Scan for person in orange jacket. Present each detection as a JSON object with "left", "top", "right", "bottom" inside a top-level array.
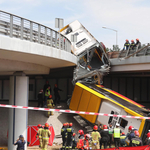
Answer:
[
  {"left": 83, "top": 134, "right": 90, "bottom": 150},
  {"left": 77, "top": 130, "right": 84, "bottom": 150}
]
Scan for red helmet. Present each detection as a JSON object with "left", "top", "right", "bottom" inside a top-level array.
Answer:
[
  {"left": 128, "top": 126, "right": 133, "bottom": 131},
  {"left": 73, "top": 133, "right": 76, "bottom": 136},
  {"left": 103, "top": 125, "right": 107, "bottom": 129},
  {"left": 126, "top": 39, "right": 129, "bottom": 42},
  {"left": 136, "top": 38, "right": 139, "bottom": 41},
  {"left": 84, "top": 134, "right": 90, "bottom": 140},
  {"left": 37, "top": 124, "right": 41, "bottom": 128},
  {"left": 49, "top": 95, "right": 52, "bottom": 99},
  {"left": 131, "top": 40, "right": 134, "bottom": 43},
  {"left": 78, "top": 130, "right": 84, "bottom": 135},
  {"left": 122, "top": 132, "right": 125, "bottom": 135},
  {"left": 134, "top": 130, "right": 139, "bottom": 136},
  {"left": 45, "top": 123, "right": 49, "bottom": 127},
  {"left": 66, "top": 122, "right": 69, "bottom": 127},
  {"left": 147, "top": 132, "right": 150, "bottom": 138},
  {"left": 93, "top": 125, "right": 98, "bottom": 130},
  {"left": 69, "top": 123, "right": 73, "bottom": 127},
  {"left": 63, "top": 123, "right": 67, "bottom": 127}
]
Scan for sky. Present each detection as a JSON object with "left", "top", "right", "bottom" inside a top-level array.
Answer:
[{"left": 0, "top": 0, "right": 150, "bottom": 49}]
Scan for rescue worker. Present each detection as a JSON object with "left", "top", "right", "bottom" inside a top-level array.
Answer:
[
  {"left": 37, "top": 89, "right": 43, "bottom": 107},
  {"left": 44, "top": 86, "right": 51, "bottom": 107},
  {"left": 100, "top": 125, "right": 110, "bottom": 149},
  {"left": 72, "top": 133, "right": 77, "bottom": 150},
  {"left": 131, "top": 130, "right": 143, "bottom": 146},
  {"left": 61, "top": 123, "right": 67, "bottom": 150},
  {"left": 83, "top": 134, "right": 90, "bottom": 150},
  {"left": 41, "top": 123, "right": 51, "bottom": 150},
  {"left": 130, "top": 40, "right": 135, "bottom": 50},
  {"left": 66, "top": 123, "right": 74, "bottom": 150},
  {"left": 145, "top": 132, "right": 150, "bottom": 145},
  {"left": 125, "top": 125, "right": 134, "bottom": 146},
  {"left": 112, "top": 123, "right": 122, "bottom": 148},
  {"left": 47, "top": 95, "right": 55, "bottom": 117},
  {"left": 91, "top": 125, "right": 101, "bottom": 149},
  {"left": 135, "top": 38, "right": 141, "bottom": 49},
  {"left": 77, "top": 130, "right": 84, "bottom": 150},
  {"left": 128, "top": 127, "right": 135, "bottom": 146},
  {"left": 53, "top": 84, "right": 62, "bottom": 105},
  {"left": 123, "top": 39, "right": 130, "bottom": 50},
  {"left": 36, "top": 124, "right": 43, "bottom": 148},
  {"left": 108, "top": 123, "right": 113, "bottom": 148},
  {"left": 120, "top": 132, "right": 126, "bottom": 147}
]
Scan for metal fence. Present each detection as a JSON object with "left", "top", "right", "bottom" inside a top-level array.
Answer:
[{"left": 0, "top": 10, "right": 71, "bottom": 52}]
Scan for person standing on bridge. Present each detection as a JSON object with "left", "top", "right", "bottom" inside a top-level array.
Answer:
[
  {"left": 123, "top": 39, "right": 130, "bottom": 50},
  {"left": 44, "top": 85, "right": 51, "bottom": 107},
  {"left": 53, "top": 84, "right": 62, "bottom": 105},
  {"left": 135, "top": 38, "right": 141, "bottom": 49}
]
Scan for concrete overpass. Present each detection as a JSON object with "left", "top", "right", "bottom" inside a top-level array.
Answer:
[{"left": 0, "top": 10, "right": 77, "bottom": 149}]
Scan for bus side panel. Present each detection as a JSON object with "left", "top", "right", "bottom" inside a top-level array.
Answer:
[
  {"left": 85, "top": 94, "right": 101, "bottom": 123},
  {"left": 69, "top": 85, "right": 83, "bottom": 110},
  {"left": 77, "top": 89, "right": 91, "bottom": 118}
]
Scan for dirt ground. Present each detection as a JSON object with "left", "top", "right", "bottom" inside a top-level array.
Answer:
[{"left": 27, "top": 145, "right": 62, "bottom": 150}]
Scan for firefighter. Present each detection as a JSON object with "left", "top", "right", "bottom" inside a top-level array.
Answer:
[
  {"left": 130, "top": 40, "right": 135, "bottom": 50},
  {"left": 123, "top": 39, "right": 130, "bottom": 50},
  {"left": 61, "top": 123, "right": 67, "bottom": 150},
  {"left": 66, "top": 123, "right": 74, "bottom": 150},
  {"left": 41, "top": 123, "right": 51, "bottom": 150},
  {"left": 135, "top": 38, "right": 141, "bottom": 49},
  {"left": 112, "top": 123, "right": 122, "bottom": 148},
  {"left": 72, "top": 133, "right": 77, "bottom": 150},
  {"left": 47, "top": 95, "right": 55, "bottom": 117},
  {"left": 36, "top": 124, "right": 43, "bottom": 148},
  {"left": 77, "top": 130, "right": 84, "bottom": 150},
  {"left": 83, "top": 134, "right": 90, "bottom": 150},
  {"left": 120, "top": 132, "right": 126, "bottom": 147},
  {"left": 100, "top": 125, "right": 110, "bottom": 149},
  {"left": 131, "top": 130, "right": 143, "bottom": 146},
  {"left": 91, "top": 125, "right": 101, "bottom": 149},
  {"left": 128, "top": 126, "right": 135, "bottom": 146}
]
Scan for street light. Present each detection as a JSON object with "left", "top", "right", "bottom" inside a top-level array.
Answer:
[
  {"left": 55, "top": 18, "right": 64, "bottom": 49},
  {"left": 102, "top": 26, "right": 118, "bottom": 50}
]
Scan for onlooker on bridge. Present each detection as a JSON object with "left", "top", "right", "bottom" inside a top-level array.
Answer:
[{"left": 123, "top": 39, "right": 130, "bottom": 50}]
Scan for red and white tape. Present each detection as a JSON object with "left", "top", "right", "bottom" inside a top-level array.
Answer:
[{"left": 0, "top": 103, "right": 149, "bottom": 120}]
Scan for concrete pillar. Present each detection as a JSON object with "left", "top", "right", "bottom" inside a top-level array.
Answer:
[{"left": 8, "top": 72, "right": 28, "bottom": 150}]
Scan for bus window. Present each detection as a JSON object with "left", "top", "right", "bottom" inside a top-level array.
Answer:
[
  {"left": 119, "top": 118, "right": 128, "bottom": 129},
  {"left": 108, "top": 111, "right": 114, "bottom": 124},
  {"left": 65, "top": 27, "right": 72, "bottom": 35}
]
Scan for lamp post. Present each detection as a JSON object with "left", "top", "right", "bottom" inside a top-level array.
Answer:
[
  {"left": 102, "top": 26, "right": 118, "bottom": 51},
  {"left": 71, "top": 34, "right": 77, "bottom": 53},
  {"left": 55, "top": 18, "right": 64, "bottom": 49}
]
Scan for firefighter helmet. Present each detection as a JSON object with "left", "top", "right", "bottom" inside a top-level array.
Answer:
[
  {"left": 122, "top": 132, "right": 125, "bottom": 135},
  {"left": 37, "top": 124, "right": 42, "bottom": 128},
  {"left": 126, "top": 39, "right": 129, "bottom": 42},
  {"left": 147, "top": 132, "right": 150, "bottom": 138},
  {"left": 103, "top": 125, "right": 107, "bottom": 129},
  {"left": 63, "top": 123, "right": 67, "bottom": 127},
  {"left": 73, "top": 133, "right": 76, "bottom": 136},
  {"left": 45, "top": 123, "right": 49, "bottom": 127},
  {"left": 128, "top": 126, "right": 133, "bottom": 131},
  {"left": 136, "top": 38, "right": 139, "bottom": 41},
  {"left": 134, "top": 130, "right": 139, "bottom": 137},
  {"left": 131, "top": 40, "right": 134, "bottom": 42},
  {"left": 93, "top": 125, "right": 98, "bottom": 130},
  {"left": 78, "top": 130, "right": 84, "bottom": 135},
  {"left": 49, "top": 95, "right": 52, "bottom": 99},
  {"left": 66, "top": 122, "right": 69, "bottom": 127},
  {"left": 69, "top": 123, "right": 73, "bottom": 127}
]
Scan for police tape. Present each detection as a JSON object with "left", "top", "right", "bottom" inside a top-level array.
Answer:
[{"left": 0, "top": 103, "right": 150, "bottom": 120}]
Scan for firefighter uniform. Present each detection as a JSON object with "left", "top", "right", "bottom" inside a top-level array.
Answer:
[
  {"left": 131, "top": 137, "right": 143, "bottom": 146},
  {"left": 72, "top": 134, "right": 77, "bottom": 150},
  {"left": 61, "top": 124, "right": 67, "bottom": 150},
  {"left": 91, "top": 131, "right": 101, "bottom": 149},
  {"left": 66, "top": 126, "right": 74, "bottom": 149},
  {"left": 77, "top": 135, "right": 84, "bottom": 150},
  {"left": 47, "top": 95, "right": 54, "bottom": 117},
  {"left": 41, "top": 126, "right": 51, "bottom": 150},
  {"left": 36, "top": 126, "right": 43, "bottom": 148}
]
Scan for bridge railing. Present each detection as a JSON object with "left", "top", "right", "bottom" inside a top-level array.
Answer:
[{"left": 0, "top": 10, "right": 71, "bottom": 52}]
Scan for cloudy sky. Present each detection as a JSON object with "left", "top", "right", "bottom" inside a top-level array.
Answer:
[{"left": 0, "top": 0, "right": 150, "bottom": 49}]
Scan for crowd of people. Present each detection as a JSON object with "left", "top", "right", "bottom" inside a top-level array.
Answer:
[
  {"left": 59, "top": 122, "right": 150, "bottom": 150},
  {"left": 123, "top": 38, "right": 141, "bottom": 50}
]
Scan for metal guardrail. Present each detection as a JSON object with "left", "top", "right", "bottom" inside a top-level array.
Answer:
[{"left": 0, "top": 10, "right": 71, "bottom": 52}]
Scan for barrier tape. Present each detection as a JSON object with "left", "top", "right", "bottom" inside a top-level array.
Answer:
[{"left": 0, "top": 103, "right": 150, "bottom": 120}]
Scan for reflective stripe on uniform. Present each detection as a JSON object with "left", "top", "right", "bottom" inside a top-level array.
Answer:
[{"left": 132, "top": 140, "right": 140, "bottom": 145}]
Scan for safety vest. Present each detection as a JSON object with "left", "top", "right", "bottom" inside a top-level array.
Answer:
[
  {"left": 113, "top": 128, "right": 120, "bottom": 138},
  {"left": 45, "top": 88, "right": 50, "bottom": 96},
  {"left": 42, "top": 129, "right": 51, "bottom": 140},
  {"left": 47, "top": 99, "right": 53, "bottom": 106}
]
